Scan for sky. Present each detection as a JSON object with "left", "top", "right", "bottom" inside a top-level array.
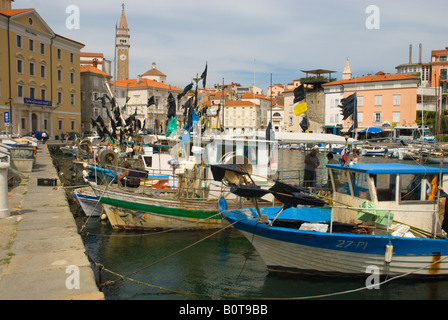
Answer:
[{"left": 16, "top": 0, "right": 448, "bottom": 93}]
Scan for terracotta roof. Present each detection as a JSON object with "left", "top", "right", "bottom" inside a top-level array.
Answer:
[
  {"left": 111, "top": 78, "right": 181, "bottom": 91},
  {"left": 241, "top": 92, "right": 270, "bottom": 100},
  {"left": 323, "top": 71, "right": 419, "bottom": 86},
  {"left": 81, "top": 52, "right": 104, "bottom": 58},
  {"left": 80, "top": 65, "right": 111, "bottom": 77},
  {"left": 225, "top": 101, "right": 259, "bottom": 107},
  {"left": 142, "top": 68, "right": 166, "bottom": 77},
  {"left": 0, "top": 8, "right": 33, "bottom": 16}
]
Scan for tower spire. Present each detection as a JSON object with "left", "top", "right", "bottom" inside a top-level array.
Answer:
[{"left": 116, "top": 3, "right": 130, "bottom": 80}]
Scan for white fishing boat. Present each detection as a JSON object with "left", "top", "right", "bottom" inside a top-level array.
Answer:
[
  {"left": 73, "top": 186, "right": 103, "bottom": 217},
  {"left": 220, "top": 163, "right": 448, "bottom": 277}
]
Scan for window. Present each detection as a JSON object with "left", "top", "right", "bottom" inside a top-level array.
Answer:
[
  {"left": 29, "top": 39, "right": 34, "bottom": 52},
  {"left": 57, "top": 91, "right": 63, "bottom": 104},
  {"left": 40, "top": 43, "right": 45, "bottom": 55},
  {"left": 400, "top": 174, "right": 436, "bottom": 202},
  {"left": 70, "top": 93, "right": 75, "bottom": 105},
  {"left": 40, "top": 65, "right": 46, "bottom": 78},
  {"left": 57, "top": 49, "right": 62, "bottom": 60},
  {"left": 44, "top": 119, "right": 48, "bottom": 130},
  {"left": 440, "top": 56, "right": 448, "bottom": 62},
  {"left": 16, "top": 35, "right": 22, "bottom": 48},
  {"left": 393, "top": 112, "right": 400, "bottom": 123},
  {"left": 357, "top": 112, "right": 363, "bottom": 123},
  {"left": 357, "top": 96, "right": 364, "bottom": 107},
  {"left": 70, "top": 53, "right": 74, "bottom": 63},
  {"left": 350, "top": 172, "right": 372, "bottom": 200},
  {"left": 70, "top": 72, "right": 75, "bottom": 84},
  {"left": 332, "top": 169, "right": 351, "bottom": 196},
  {"left": 29, "top": 87, "right": 35, "bottom": 99},
  {"left": 71, "top": 120, "right": 75, "bottom": 131},
  {"left": 393, "top": 95, "right": 401, "bottom": 106},
  {"left": 17, "top": 59, "right": 23, "bottom": 73},
  {"left": 374, "top": 174, "right": 397, "bottom": 202},
  {"left": 375, "top": 95, "right": 382, "bottom": 106},
  {"left": 58, "top": 119, "right": 63, "bottom": 130},
  {"left": 29, "top": 62, "right": 35, "bottom": 76},
  {"left": 373, "top": 112, "right": 382, "bottom": 123},
  {"left": 41, "top": 89, "right": 46, "bottom": 100},
  {"left": 21, "top": 118, "right": 26, "bottom": 130},
  {"left": 17, "top": 85, "right": 23, "bottom": 97},
  {"left": 440, "top": 69, "right": 448, "bottom": 81},
  {"left": 57, "top": 69, "right": 62, "bottom": 82}
]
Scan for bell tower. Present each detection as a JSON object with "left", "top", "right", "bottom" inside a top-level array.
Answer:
[
  {"left": 116, "top": 3, "right": 130, "bottom": 80},
  {"left": 0, "top": 0, "right": 14, "bottom": 10}
]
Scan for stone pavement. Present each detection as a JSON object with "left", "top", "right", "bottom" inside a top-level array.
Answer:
[{"left": 0, "top": 142, "right": 103, "bottom": 300}]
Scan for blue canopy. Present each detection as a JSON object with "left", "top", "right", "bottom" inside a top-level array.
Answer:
[
  {"left": 326, "top": 163, "right": 448, "bottom": 175},
  {"left": 359, "top": 127, "right": 383, "bottom": 134}
]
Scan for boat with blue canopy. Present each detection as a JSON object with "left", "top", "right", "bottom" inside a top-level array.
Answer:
[{"left": 218, "top": 163, "right": 448, "bottom": 277}]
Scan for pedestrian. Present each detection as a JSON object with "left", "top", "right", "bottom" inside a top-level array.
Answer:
[
  {"left": 326, "top": 152, "right": 338, "bottom": 164},
  {"left": 304, "top": 148, "right": 320, "bottom": 188}
]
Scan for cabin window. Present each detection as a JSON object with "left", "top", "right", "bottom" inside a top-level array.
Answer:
[
  {"left": 373, "top": 174, "right": 397, "bottom": 201},
  {"left": 399, "top": 174, "right": 437, "bottom": 202},
  {"left": 142, "top": 156, "right": 152, "bottom": 168},
  {"left": 244, "top": 145, "right": 258, "bottom": 165},
  {"left": 350, "top": 172, "right": 372, "bottom": 201},
  {"left": 332, "top": 169, "right": 351, "bottom": 196}
]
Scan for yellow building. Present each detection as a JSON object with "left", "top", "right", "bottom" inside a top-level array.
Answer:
[{"left": 0, "top": 1, "right": 84, "bottom": 137}]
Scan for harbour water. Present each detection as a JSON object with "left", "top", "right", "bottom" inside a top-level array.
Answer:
[{"left": 59, "top": 149, "right": 448, "bottom": 300}]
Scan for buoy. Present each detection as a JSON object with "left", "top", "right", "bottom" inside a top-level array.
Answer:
[{"left": 385, "top": 242, "right": 393, "bottom": 264}]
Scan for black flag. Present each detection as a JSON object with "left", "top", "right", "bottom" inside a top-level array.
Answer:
[
  {"left": 147, "top": 96, "right": 155, "bottom": 107},
  {"left": 293, "top": 84, "right": 306, "bottom": 103},
  {"left": 167, "top": 92, "right": 176, "bottom": 120},
  {"left": 339, "top": 93, "right": 357, "bottom": 120},
  {"left": 200, "top": 63, "right": 207, "bottom": 89},
  {"left": 178, "top": 83, "right": 193, "bottom": 100},
  {"left": 266, "top": 121, "right": 274, "bottom": 141},
  {"left": 300, "top": 115, "right": 308, "bottom": 133}
]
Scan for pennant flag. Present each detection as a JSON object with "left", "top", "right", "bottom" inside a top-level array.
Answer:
[
  {"left": 294, "top": 102, "right": 307, "bottom": 116},
  {"left": 167, "top": 92, "right": 176, "bottom": 120},
  {"left": 200, "top": 63, "right": 208, "bottom": 89},
  {"left": 147, "top": 96, "right": 155, "bottom": 107},
  {"left": 265, "top": 121, "right": 274, "bottom": 141},
  {"left": 178, "top": 83, "right": 193, "bottom": 100},
  {"left": 339, "top": 93, "right": 357, "bottom": 120},
  {"left": 342, "top": 148, "right": 349, "bottom": 165},
  {"left": 300, "top": 115, "right": 308, "bottom": 133},
  {"left": 165, "top": 116, "right": 177, "bottom": 137},
  {"left": 293, "top": 84, "right": 305, "bottom": 103}
]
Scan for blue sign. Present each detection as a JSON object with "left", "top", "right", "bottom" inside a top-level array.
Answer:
[
  {"left": 4, "top": 112, "right": 9, "bottom": 123},
  {"left": 23, "top": 98, "right": 53, "bottom": 107}
]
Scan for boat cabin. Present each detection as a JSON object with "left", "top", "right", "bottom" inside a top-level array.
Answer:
[
  {"left": 327, "top": 163, "right": 448, "bottom": 237},
  {"left": 392, "top": 126, "right": 434, "bottom": 142}
]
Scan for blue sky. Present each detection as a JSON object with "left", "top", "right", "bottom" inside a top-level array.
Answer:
[{"left": 17, "top": 0, "right": 448, "bottom": 92}]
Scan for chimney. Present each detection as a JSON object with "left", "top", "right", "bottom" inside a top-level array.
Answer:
[
  {"left": 92, "top": 58, "right": 98, "bottom": 68},
  {"left": 409, "top": 44, "right": 412, "bottom": 64},
  {"left": 137, "top": 75, "right": 142, "bottom": 83},
  {"left": 419, "top": 43, "right": 422, "bottom": 64}
]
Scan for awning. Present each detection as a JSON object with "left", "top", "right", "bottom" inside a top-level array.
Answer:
[{"left": 359, "top": 127, "right": 383, "bottom": 134}]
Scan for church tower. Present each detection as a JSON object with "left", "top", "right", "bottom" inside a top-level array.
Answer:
[
  {"left": 116, "top": 4, "right": 130, "bottom": 80},
  {"left": 0, "top": 0, "right": 14, "bottom": 10},
  {"left": 342, "top": 58, "right": 352, "bottom": 80}
]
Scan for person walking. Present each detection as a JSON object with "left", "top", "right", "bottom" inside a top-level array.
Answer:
[{"left": 304, "top": 148, "right": 320, "bottom": 188}]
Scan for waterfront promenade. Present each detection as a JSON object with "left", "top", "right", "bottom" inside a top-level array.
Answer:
[{"left": 0, "top": 142, "right": 103, "bottom": 300}]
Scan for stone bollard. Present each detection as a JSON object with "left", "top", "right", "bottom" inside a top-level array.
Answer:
[{"left": 0, "top": 161, "right": 10, "bottom": 218}]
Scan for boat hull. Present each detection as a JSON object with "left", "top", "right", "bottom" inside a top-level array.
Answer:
[
  {"left": 91, "top": 183, "right": 226, "bottom": 231},
  {"left": 223, "top": 207, "right": 448, "bottom": 277},
  {"left": 73, "top": 188, "right": 103, "bottom": 217}
]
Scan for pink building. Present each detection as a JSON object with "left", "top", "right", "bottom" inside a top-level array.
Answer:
[{"left": 323, "top": 72, "right": 420, "bottom": 131}]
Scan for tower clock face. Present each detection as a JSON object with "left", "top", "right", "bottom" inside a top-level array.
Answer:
[{"left": 120, "top": 54, "right": 127, "bottom": 61}]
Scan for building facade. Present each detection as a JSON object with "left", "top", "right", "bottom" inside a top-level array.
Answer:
[
  {"left": 0, "top": 3, "right": 84, "bottom": 137},
  {"left": 323, "top": 72, "right": 421, "bottom": 131}
]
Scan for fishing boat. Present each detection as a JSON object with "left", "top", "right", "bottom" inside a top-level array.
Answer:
[
  {"left": 88, "top": 136, "right": 279, "bottom": 231},
  {"left": 219, "top": 163, "right": 448, "bottom": 277},
  {"left": 73, "top": 186, "right": 103, "bottom": 217}
]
